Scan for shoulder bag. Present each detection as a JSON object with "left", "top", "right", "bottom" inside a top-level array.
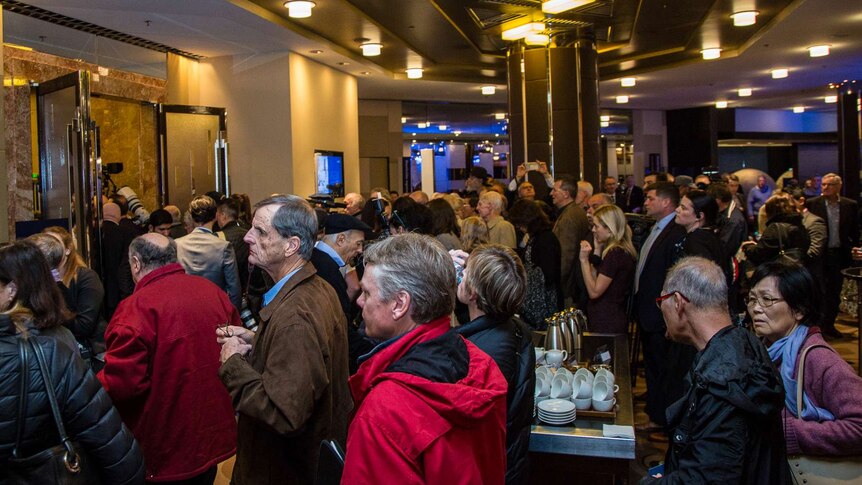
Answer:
[
  {"left": 6, "top": 337, "right": 101, "bottom": 485},
  {"left": 787, "top": 344, "right": 862, "bottom": 485}
]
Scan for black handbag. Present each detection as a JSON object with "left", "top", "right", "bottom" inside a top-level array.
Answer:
[{"left": 6, "top": 337, "right": 101, "bottom": 485}]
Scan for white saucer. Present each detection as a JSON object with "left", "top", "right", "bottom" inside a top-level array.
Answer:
[{"left": 538, "top": 398, "right": 576, "bottom": 414}]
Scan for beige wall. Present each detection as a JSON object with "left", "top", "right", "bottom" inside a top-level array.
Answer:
[
  {"left": 358, "top": 100, "right": 403, "bottom": 194},
  {"left": 289, "top": 54, "right": 359, "bottom": 198},
  {"left": 199, "top": 53, "right": 293, "bottom": 203},
  {"left": 167, "top": 53, "right": 200, "bottom": 105}
]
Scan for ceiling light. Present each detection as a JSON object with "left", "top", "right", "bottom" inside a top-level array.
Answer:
[
  {"left": 730, "top": 10, "right": 758, "bottom": 27},
  {"left": 360, "top": 43, "right": 382, "bottom": 57},
  {"left": 616, "top": 95, "right": 629, "bottom": 104},
  {"left": 825, "top": 95, "right": 838, "bottom": 103},
  {"left": 715, "top": 101, "right": 728, "bottom": 109},
  {"left": 481, "top": 86, "right": 496, "bottom": 95},
  {"left": 495, "top": 113, "right": 506, "bottom": 120},
  {"left": 406, "top": 68, "right": 423, "bottom": 79},
  {"left": 454, "top": 131, "right": 461, "bottom": 136},
  {"left": 542, "top": 0, "right": 595, "bottom": 14},
  {"left": 525, "top": 34, "right": 550, "bottom": 46},
  {"left": 360, "top": 71, "right": 371, "bottom": 75},
  {"left": 600, "top": 115, "right": 610, "bottom": 122},
  {"left": 738, "top": 88, "right": 752, "bottom": 97},
  {"left": 771, "top": 69, "right": 789, "bottom": 79},
  {"left": 600, "top": 121, "right": 610, "bottom": 128},
  {"left": 284, "top": 1, "right": 315, "bottom": 18},
  {"left": 808, "top": 45, "right": 830, "bottom": 57},
  {"left": 309, "top": 49, "right": 323, "bottom": 54},
  {"left": 439, "top": 125, "right": 447, "bottom": 130},
  {"left": 401, "top": 117, "right": 407, "bottom": 123},
  {"left": 792, "top": 106, "right": 805, "bottom": 113},
  {"left": 502, "top": 22, "right": 545, "bottom": 41},
  {"left": 418, "top": 122, "right": 428, "bottom": 129},
  {"left": 337, "top": 62, "right": 350, "bottom": 66},
  {"left": 620, "top": 77, "right": 636, "bottom": 87},
  {"left": 701, "top": 48, "right": 721, "bottom": 60}
]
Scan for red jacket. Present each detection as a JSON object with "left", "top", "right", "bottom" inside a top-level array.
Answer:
[
  {"left": 98, "top": 263, "right": 239, "bottom": 482},
  {"left": 342, "top": 317, "right": 508, "bottom": 485}
]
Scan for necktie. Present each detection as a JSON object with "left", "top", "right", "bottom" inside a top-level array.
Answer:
[{"left": 634, "top": 223, "right": 662, "bottom": 293}]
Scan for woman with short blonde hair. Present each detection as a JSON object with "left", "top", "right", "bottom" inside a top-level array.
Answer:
[{"left": 460, "top": 216, "right": 490, "bottom": 253}]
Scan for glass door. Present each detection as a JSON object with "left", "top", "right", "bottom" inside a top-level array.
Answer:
[
  {"left": 36, "top": 71, "right": 101, "bottom": 267},
  {"left": 158, "top": 105, "right": 227, "bottom": 213}
]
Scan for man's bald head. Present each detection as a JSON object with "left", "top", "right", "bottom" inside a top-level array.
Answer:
[{"left": 129, "top": 233, "right": 178, "bottom": 282}]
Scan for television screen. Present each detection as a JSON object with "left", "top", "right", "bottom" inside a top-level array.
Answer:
[{"left": 314, "top": 150, "right": 344, "bottom": 197}]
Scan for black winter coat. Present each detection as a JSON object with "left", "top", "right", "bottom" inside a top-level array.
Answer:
[
  {"left": 455, "top": 315, "right": 535, "bottom": 485},
  {"left": 0, "top": 321, "right": 145, "bottom": 484},
  {"left": 641, "top": 325, "right": 790, "bottom": 484},
  {"left": 744, "top": 212, "right": 810, "bottom": 265}
]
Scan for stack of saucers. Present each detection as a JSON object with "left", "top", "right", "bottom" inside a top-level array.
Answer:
[{"left": 537, "top": 398, "right": 577, "bottom": 426}]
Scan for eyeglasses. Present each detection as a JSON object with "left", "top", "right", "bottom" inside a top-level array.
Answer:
[
  {"left": 655, "top": 291, "right": 690, "bottom": 309},
  {"left": 745, "top": 294, "right": 785, "bottom": 308}
]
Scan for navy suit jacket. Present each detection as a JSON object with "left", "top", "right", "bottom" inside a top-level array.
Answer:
[{"left": 634, "top": 220, "right": 687, "bottom": 333}]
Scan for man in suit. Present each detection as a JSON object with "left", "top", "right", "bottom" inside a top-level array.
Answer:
[
  {"left": 806, "top": 173, "right": 859, "bottom": 338},
  {"left": 176, "top": 195, "right": 242, "bottom": 309},
  {"left": 603, "top": 176, "right": 625, "bottom": 210},
  {"left": 217, "top": 198, "right": 250, "bottom": 293},
  {"left": 621, "top": 175, "right": 645, "bottom": 213},
  {"left": 551, "top": 176, "right": 591, "bottom": 309},
  {"left": 634, "top": 182, "right": 687, "bottom": 432}
]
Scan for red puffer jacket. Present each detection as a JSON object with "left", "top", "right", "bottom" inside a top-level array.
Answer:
[{"left": 342, "top": 317, "right": 508, "bottom": 484}]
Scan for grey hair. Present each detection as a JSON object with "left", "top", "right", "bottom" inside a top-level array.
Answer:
[
  {"left": 480, "top": 191, "right": 506, "bottom": 214},
  {"left": 28, "top": 233, "right": 64, "bottom": 268},
  {"left": 577, "top": 180, "right": 594, "bottom": 198},
  {"left": 823, "top": 173, "right": 842, "bottom": 184},
  {"left": 189, "top": 195, "right": 217, "bottom": 224},
  {"left": 362, "top": 233, "right": 455, "bottom": 323},
  {"left": 129, "top": 236, "right": 177, "bottom": 272},
  {"left": 663, "top": 256, "right": 727, "bottom": 311},
  {"left": 254, "top": 195, "right": 317, "bottom": 260}
]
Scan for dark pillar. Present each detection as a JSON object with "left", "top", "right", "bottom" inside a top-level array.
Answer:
[
  {"left": 837, "top": 82, "right": 860, "bottom": 201},
  {"left": 505, "top": 28, "right": 601, "bottom": 187},
  {"left": 666, "top": 107, "right": 718, "bottom": 175}
]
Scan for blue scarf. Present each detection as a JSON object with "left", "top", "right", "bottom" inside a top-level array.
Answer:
[{"left": 767, "top": 325, "right": 835, "bottom": 421}]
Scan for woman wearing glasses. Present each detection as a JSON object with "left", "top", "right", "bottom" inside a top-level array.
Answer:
[{"left": 748, "top": 260, "right": 862, "bottom": 456}]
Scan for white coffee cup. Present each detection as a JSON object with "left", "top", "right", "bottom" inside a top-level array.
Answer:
[
  {"left": 535, "top": 347, "right": 546, "bottom": 364},
  {"left": 545, "top": 349, "right": 568, "bottom": 367},
  {"left": 535, "top": 366, "right": 551, "bottom": 380},
  {"left": 592, "top": 397, "right": 616, "bottom": 412},
  {"left": 574, "top": 367, "right": 594, "bottom": 385},
  {"left": 555, "top": 367, "right": 573, "bottom": 383},
  {"left": 573, "top": 396, "right": 592, "bottom": 410},
  {"left": 535, "top": 375, "right": 550, "bottom": 397},
  {"left": 574, "top": 375, "right": 592, "bottom": 399},
  {"left": 593, "top": 375, "right": 618, "bottom": 392},
  {"left": 551, "top": 375, "right": 573, "bottom": 399},
  {"left": 595, "top": 368, "right": 615, "bottom": 385},
  {"left": 593, "top": 381, "right": 610, "bottom": 402}
]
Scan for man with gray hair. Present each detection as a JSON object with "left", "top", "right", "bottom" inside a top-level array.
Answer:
[
  {"left": 343, "top": 192, "right": 365, "bottom": 216},
  {"left": 575, "top": 180, "right": 594, "bottom": 211},
  {"left": 645, "top": 256, "right": 788, "bottom": 484},
  {"left": 477, "top": 190, "right": 516, "bottom": 248},
  {"left": 98, "top": 233, "right": 239, "bottom": 483},
  {"left": 217, "top": 195, "right": 351, "bottom": 485},
  {"left": 551, "top": 175, "right": 590, "bottom": 307},
  {"left": 342, "top": 233, "right": 507, "bottom": 483},
  {"left": 176, "top": 195, "right": 242, "bottom": 308}
]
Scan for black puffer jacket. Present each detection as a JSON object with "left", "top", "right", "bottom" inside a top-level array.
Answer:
[
  {"left": 456, "top": 315, "right": 535, "bottom": 485},
  {"left": 744, "top": 212, "right": 810, "bottom": 265},
  {"left": 0, "top": 321, "right": 145, "bottom": 484},
  {"left": 641, "top": 325, "right": 790, "bottom": 484}
]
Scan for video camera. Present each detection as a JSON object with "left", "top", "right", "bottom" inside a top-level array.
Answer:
[{"left": 307, "top": 193, "right": 347, "bottom": 211}]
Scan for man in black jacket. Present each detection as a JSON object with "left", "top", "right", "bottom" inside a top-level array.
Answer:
[
  {"left": 806, "top": 173, "right": 859, "bottom": 338},
  {"left": 217, "top": 198, "right": 250, "bottom": 293},
  {"left": 644, "top": 256, "right": 788, "bottom": 484},
  {"left": 453, "top": 245, "right": 535, "bottom": 485}
]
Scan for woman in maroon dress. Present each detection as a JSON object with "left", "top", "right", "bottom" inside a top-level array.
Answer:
[{"left": 579, "top": 204, "right": 636, "bottom": 334}]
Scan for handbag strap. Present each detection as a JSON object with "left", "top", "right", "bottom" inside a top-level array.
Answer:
[
  {"left": 777, "top": 224, "right": 786, "bottom": 255},
  {"left": 795, "top": 343, "right": 832, "bottom": 417},
  {"left": 29, "top": 339, "right": 81, "bottom": 472},
  {"left": 12, "top": 336, "right": 31, "bottom": 458}
]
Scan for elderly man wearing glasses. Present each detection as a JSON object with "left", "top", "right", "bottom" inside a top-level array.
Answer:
[{"left": 642, "top": 256, "right": 789, "bottom": 484}]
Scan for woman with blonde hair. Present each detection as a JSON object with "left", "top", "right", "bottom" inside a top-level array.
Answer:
[
  {"left": 460, "top": 216, "right": 490, "bottom": 253},
  {"left": 579, "top": 204, "right": 636, "bottom": 334}
]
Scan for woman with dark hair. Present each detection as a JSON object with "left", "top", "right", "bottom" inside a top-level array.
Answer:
[
  {"left": 428, "top": 198, "right": 462, "bottom": 251},
  {"left": 0, "top": 241, "right": 144, "bottom": 484},
  {"left": 40, "top": 227, "right": 106, "bottom": 364},
  {"left": 674, "top": 189, "right": 733, "bottom": 288},
  {"left": 507, "top": 199, "right": 561, "bottom": 329},
  {"left": 748, "top": 260, "right": 862, "bottom": 456},
  {"left": 743, "top": 193, "right": 810, "bottom": 266},
  {"left": 360, "top": 197, "right": 391, "bottom": 238}
]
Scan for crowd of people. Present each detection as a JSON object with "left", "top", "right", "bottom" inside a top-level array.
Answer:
[{"left": 1, "top": 164, "right": 862, "bottom": 484}]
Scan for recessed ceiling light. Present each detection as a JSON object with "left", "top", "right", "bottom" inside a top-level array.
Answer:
[
  {"left": 715, "top": 101, "right": 728, "bottom": 109},
  {"left": 542, "top": 0, "right": 596, "bottom": 14},
  {"left": 792, "top": 106, "right": 805, "bottom": 113},
  {"left": 454, "top": 131, "right": 461, "bottom": 136},
  {"left": 337, "top": 62, "right": 350, "bottom": 66},
  {"left": 481, "top": 86, "right": 496, "bottom": 95},
  {"left": 825, "top": 95, "right": 838, "bottom": 103},
  {"left": 309, "top": 49, "right": 323, "bottom": 54},
  {"left": 406, "top": 68, "right": 423, "bottom": 79},
  {"left": 284, "top": 1, "right": 316, "bottom": 18},
  {"left": 501, "top": 22, "right": 545, "bottom": 41},
  {"left": 600, "top": 121, "right": 609, "bottom": 127},
  {"left": 360, "top": 71, "right": 371, "bottom": 75},
  {"left": 360, "top": 43, "right": 382, "bottom": 57},
  {"left": 495, "top": 113, "right": 506, "bottom": 120},
  {"left": 439, "top": 125, "right": 448, "bottom": 130},
  {"left": 771, "top": 68, "right": 789, "bottom": 79},
  {"left": 616, "top": 95, "right": 629, "bottom": 104},
  {"left": 738, "top": 88, "right": 752, "bottom": 97},
  {"left": 525, "top": 34, "right": 550, "bottom": 46},
  {"left": 808, "top": 45, "right": 830, "bottom": 57},
  {"left": 701, "top": 48, "right": 721, "bottom": 60},
  {"left": 600, "top": 115, "right": 610, "bottom": 122},
  {"left": 730, "top": 11, "right": 758, "bottom": 27},
  {"left": 417, "top": 122, "right": 428, "bottom": 129},
  {"left": 401, "top": 117, "right": 407, "bottom": 123},
  {"left": 620, "top": 77, "right": 636, "bottom": 87}
]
